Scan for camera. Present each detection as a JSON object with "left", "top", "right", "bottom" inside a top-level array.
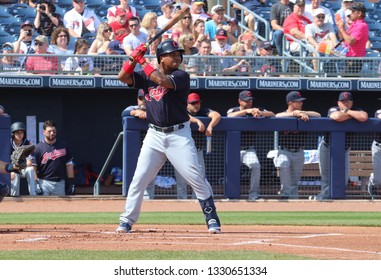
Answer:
[
  {"left": 40, "top": 5, "right": 46, "bottom": 11},
  {"left": 26, "top": 30, "right": 32, "bottom": 36}
]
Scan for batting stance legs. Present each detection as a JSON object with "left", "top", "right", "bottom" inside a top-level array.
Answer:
[{"left": 118, "top": 122, "right": 220, "bottom": 233}]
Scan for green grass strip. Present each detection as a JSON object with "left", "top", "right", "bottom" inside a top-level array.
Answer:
[{"left": 1, "top": 212, "right": 381, "bottom": 226}]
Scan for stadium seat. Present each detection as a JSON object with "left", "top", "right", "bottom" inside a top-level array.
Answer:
[
  {"left": 86, "top": 0, "right": 106, "bottom": 10},
  {"left": 0, "top": 34, "right": 18, "bottom": 46},
  {"left": 322, "top": 2, "right": 341, "bottom": 11},
  {"left": 95, "top": 4, "right": 112, "bottom": 19},
  {"left": 4, "top": 22, "right": 21, "bottom": 36},
  {"left": 136, "top": 6, "right": 151, "bottom": 19},
  {"left": 7, "top": 3, "right": 35, "bottom": 17},
  {"left": 58, "top": 0, "right": 76, "bottom": 9},
  {"left": 370, "top": 41, "right": 381, "bottom": 52},
  {"left": 364, "top": 2, "right": 376, "bottom": 13},
  {"left": 0, "top": 17, "right": 21, "bottom": 28},
  {"left": 82, "top": 32, "right": 97, "bottom": 45},
  {"left": 137, "top": 0, "right": 161, "bottom": 10}
]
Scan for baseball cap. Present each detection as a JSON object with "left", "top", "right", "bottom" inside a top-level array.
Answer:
[
  {"left": 342, "top": 0, "right": 353, "bottom": 2},
  {"left": 2, "top": 42, "right": 14, "bottom": 49},
  {"left": 35, "top": 35, "right": 48, "bottom": 44},
  {"left": 227, "top": 18, "right": 238, "bottom": 25},
  {"left": 294, "top": 0, "right": 306, "bottom": 6},
  {"left": 188, "top": 93, "right": 201, "bottom": 103},
  {"left": 215, "top": 28, "right": 228, "bottom": 39},
  {"left": 161, "top": 0, "right": 175, "bottom": 7},
  {"left": 108, "top": 40, "right": 125, "bottom": 54},
  {"left": 115, "top": 7, "right": 127, "bottom": 16},
  {"left": 286, "top": 91, "right": 306, "bottom": 103},
  {"left": 313, "top": 8, "right": 325, "bottom": 17},
  {"left": 352, "top": 2, "right": 366, "bottom": 13},
  {"left": 138, "top": 89, "right": 145, "bottom": 97},
  {"left": 239, "top": 90, "right": 254, "bottom": 101},
  {"left": 211, "top": 4, "right": 225, "bottom": 15},
  {"left": 338, "top": 91, "right": 353, "bottom": 101},
  {"left": 260, "top": 41, "right": 273, "bottom": 50},
  {"left": 21, "top": 20, "right": 33, "bottom": 28},
  {"left": 191, "top": 0, "right": 205, "bottom": 5},
  {"left": 345, "top": 9, "right": 352, "bottom": 17}
]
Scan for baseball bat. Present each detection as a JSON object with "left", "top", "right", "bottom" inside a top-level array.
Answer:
[{"left": 129, "top": 5, "right": 190, "bottom": 61}]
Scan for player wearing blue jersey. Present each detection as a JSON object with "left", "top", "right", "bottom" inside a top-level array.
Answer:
[{"left": 117, "top": 39, "right": 221, "bottom": 234}]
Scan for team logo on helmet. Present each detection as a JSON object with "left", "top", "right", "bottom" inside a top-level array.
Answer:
[{"left": 172, "top": 41, "right": 178, "bottom": 48}]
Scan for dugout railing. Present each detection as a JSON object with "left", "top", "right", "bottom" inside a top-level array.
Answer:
[{"left": 122, "top": 116, "right": 380, "bottom": 200}]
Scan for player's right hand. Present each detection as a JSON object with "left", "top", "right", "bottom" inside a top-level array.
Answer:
[{"left": 130, "top": 43, "right": 147, "bottom": 62}]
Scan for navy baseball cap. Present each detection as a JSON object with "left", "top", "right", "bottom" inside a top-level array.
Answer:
[
  {"left": 161, "top": 0, "right": 175, "bottom": 7},
  {"left": 286, "top": 91, "right": 306, "bottom": 103},
  {"left": 239, "top": 90, "right": 254, "bottom": 101},
  {"left": 108, "top": 40, "right": 125, "bottom": 54},
  {"left": 215, "top": 29, "right": 228, "bottom": 39},
  {"left": 338, "top": 91, "right": 353, "bottom": 101}
]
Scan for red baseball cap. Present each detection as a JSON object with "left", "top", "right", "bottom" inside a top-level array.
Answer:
[{"left": 188, "top": 93, "right": 201, "bottom": 103}]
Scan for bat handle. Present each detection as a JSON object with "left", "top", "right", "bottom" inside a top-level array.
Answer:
[{"left": 128, "top": 43, "right": 150, "bottom": 62}]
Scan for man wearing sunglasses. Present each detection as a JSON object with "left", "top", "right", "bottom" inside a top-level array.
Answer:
[
  {"left": 25, "top": 35, "right": 59, "bottom": 74},
  {"left": 123, "top": 17, "right": 148, "bottom": 62},
  {"left": 109, "top": 7, "right": 131, "bottom": 44},
  {"left": 0, "top": 43, "right": 21, "bottom": 73},
  {"left": 63, "top": 0, "right": 101, "bottom": 38},
  {"left": 304, "top": 0, "right": 334, "bottom": 25}
]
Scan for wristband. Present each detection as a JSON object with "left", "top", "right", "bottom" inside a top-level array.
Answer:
[
  {"left": 5, "top": 163, "right": 13, "bottom": 173},
  {"left": 138, "top": 57, "right": 146, "bottom": 65},
  {"left": 122, "top": 61, "right": 135, "bottom": 74},
  {"left": 143, "top": 63, "right": 155, "bottom": 77}
]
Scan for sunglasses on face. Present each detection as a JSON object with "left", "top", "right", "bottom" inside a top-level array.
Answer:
[
  {"left": 316, "top": 15, "right": 325, "bottom": 19},
  {"left": 183, "top": 16, "right": 191, "bottom": 20},
  {"left": 103, "top": 28, "right": 112, "bottom": 33},
  {"left": 2, "top": 46, "right": 13, "bottom": 51},
  {"left": 35, "top": 41, "right": 44, "bottom": 46},
  {"left": 129, "top": 23, "right": 139, "bottom": 28},
  {"left": 58, "top": 34, "right": 68, "bottom": 38}
]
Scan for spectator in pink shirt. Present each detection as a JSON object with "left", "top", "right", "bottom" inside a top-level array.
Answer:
[
  {"left": 25, "top": 35, "right": 59, "bottom": 74},
  {"left": 337, "top": 2, "right": 368, "bottom": 74}
]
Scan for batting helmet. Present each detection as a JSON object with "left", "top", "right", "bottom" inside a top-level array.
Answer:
[
  {"left": 0, "top": 182, "right": 9, "bottom": 203},
  {"left": 156, "top": 39, "right": 184, "bottom": 63},
  {"left": 11, "top": 122, "right": 26, "bottom": 134}
]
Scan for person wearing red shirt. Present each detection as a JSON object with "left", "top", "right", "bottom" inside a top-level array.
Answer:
[
  {"left": 337, "top": 2, "right": 368, "bottom": 74},
  {"left": 25, "top": 35, "right": 59, "bottom": 74},
  {"left": 283, "top": 0, "right": 311, "bottom": 54},
  {"left": 109, "top": 7, "right": 131, "bottom": 44}
]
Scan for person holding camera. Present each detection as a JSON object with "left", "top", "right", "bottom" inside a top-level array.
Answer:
[
  {"left": 13, "top": 21, "right": 36, "bottom": 68},
  {"left": 34, "top": 0, "right": 63, "bottom": 37}
]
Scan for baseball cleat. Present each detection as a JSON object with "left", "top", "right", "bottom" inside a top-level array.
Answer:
[
  {"left": 207, "top": 219, "right": 221, "bottom": 234},
  {"left": 116, "top": 222, "right": 132, "bottom": 233}
]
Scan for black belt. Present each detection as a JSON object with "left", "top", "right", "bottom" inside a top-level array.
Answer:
[{"left": 149, "top": 123, "right": 185, "bottom": 133}]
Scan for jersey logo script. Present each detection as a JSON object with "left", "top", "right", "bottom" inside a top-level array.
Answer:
[
  {"left": 41, "top": 148, "right": 67, "bottom": 164},
  {"left": 148, "top": 86, "right": 168, "bottom": 101}
]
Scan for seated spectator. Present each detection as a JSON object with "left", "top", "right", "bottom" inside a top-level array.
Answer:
[
  {"left": 89, "top": 22, "right": 112, "bottom": 55},
  {"left": 304, "top": 0, "right": 334, "bottom": 26},
  {"left": 171, "top": 12, "right": 193, "bottom": 42},
  {"left": 251, "top": 41, "right": 281, "bottom": 76},
  {"left": 190, "top": 0, "right": 210, "bottom": 23},
  {"left": 232, "top": 0, "right": 265, "bottom": 32},
  {"left": 109, "top": 7, "right": 131, "bottom": 44},
  {"left": 63, "top": 38, "right": 93, "bottom": 75},
  {"left": 238, "top": 30, "right": 259, "bottom": 55},
  {"left": 48, "top": 27, "right": 74, "bottom": 68},
  {"left": 25, "top": 35, "right": 59, "bottom": 74},
  {"left": 192, "top": 18, "right": 209, "bottom": 49},
  {"left": 205, "top": 4, "right": 226, "bottom": 41},
  {"left": 178, "top": 33, "right": 198, "bottom": 68},
  {"left": 283, "top": 0, "right": 311, "bottom": 54},
  {"left": 63, "top": 0, "right": 101, "bottom": 39},
  {"left": 187, "top": 38, "right": 223, "bottom": 76},
  {"left": 158, "top": 0, "right": 176, "bottom": 38},
  {"left": 145, "top": 29, "right": 162, "bottom": 69},
  {"left": 122, "top": 17, "right": 148, "bottom": 56},
  {"left": 225, "top": 17, "right": 239, "bottom": 45},
  {"left": 107, "top": 0, "right": 138, "bottom": 24},
  {"left": 211, "top": 28, "right": 231, "bottom": 56},
  {"left": 13, "top": 21, "right": 36, "bottom": 67},
  {"left": 222, "top": 41, "right": 253, "bottom": 76},
  {"left": 97, "top": 40, "right": 125, "bottom": 74},
  {"left": 140, "top": 12, "right": 159, "bottom": 35},
  {"left": 0, "top": 42, "right": 21, "bottom": 73},
  {"left": 34, "top": 0, "right": 63, "bottom": 37}
]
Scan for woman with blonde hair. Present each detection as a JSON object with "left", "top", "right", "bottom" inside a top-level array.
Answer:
[
  {"left": 192, "top": 18, "right": 209, "bottom": 49},
  {"left": 171, "top": 12, "right": 193, "bottom": 42},
  {"left": 89, "top": 22, "right": 113, "bottom": 55},
  {"left": 178, "top": 33, "right": 198, "bottom": 69},
  {"left": 140, "top": 12, "right": 159, "bottom": 34},
  {"left": 222, "top": 41, "right": 252, "bottom": 76}
]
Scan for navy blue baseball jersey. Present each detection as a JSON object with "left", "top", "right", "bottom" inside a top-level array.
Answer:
[
  {"left": 227, "top": 106, "right": 265, "bottom": 116},
  {"left": 32, "top": 140, "right": 73, "bottom": 181},
  {"left": 131, "top": 69, "right": 190, "bottom": 127}
]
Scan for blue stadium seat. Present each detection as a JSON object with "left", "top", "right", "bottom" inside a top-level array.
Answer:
[
  {"left": 323, "top": 2, "right": 341, "bottom": 11},
  {"left": 371, "top": 41, "right": 381, "bottom": 52},
  {"left": 58, "top": 0, "right": 76, "bottom": 9},
  {"left": 82, "top": 32, "right": 97, "bottom": 45},
  {"left": 364, "top": 2, "right": 376, "bottom": 13},
  {"left": 367, "top": 21, "right": 381, "bottom": 32},
  {"left": 4, "top": 22, "right": 22, "bottom": 36},
  {"left": 86, "top": 0, "right": 106, "bottom": 10},
  {"left": 0, "top": 17, "right": 21, "bottom": 28},
  {"left": 0, "top": 34, "right": 18, "bottom": 46},
  {"left": 136, "top": 6, "right": 151, "bottom": 19},
  {"left": 7, "top": 3, "right": 35, "bottom": 17},
  {"left": 95, "top": 4, "right": 111, "bottom": 19},
  {"left": 137, "top": 0, "right": 161, "bottom": 10}
]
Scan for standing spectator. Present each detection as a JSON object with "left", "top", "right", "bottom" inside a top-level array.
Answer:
[
  {"left": 270, "top": 0, "right": 293, "bottom": 55},
  {"left": 109, "top": 7, "right": 130, "bottom": 44},
  {"left": 9, "top": 122, "right": 37, "bottom": 196},
  {"left": 190, "top": 0, "right": 210, "bottom": 23},
  {"left": 34, "top": 0, "right": 63, "bottom": 36},
  {"left": 369, "top": 99, "right": 381, "bottom": 199},
  {"left": 89, "top": 22, "right": 112, "bottom": 55},
  {"left": 13, "top": 21, "right": 36, "bottom": 67},
  {"left": 0, "top": 42, "right": 21, "bottom": 72},
  {"left": 205, "top": 4, "right": 226, "bottom": 41},
  {"left": 32, "top": 120, "right": 75, "bottom": 196},
  {"left": 337, "top": 2, "right": 368, "bottom": 74},
  {"left": 283, "top": 0, "right": 311, "bottom": 54},
  {"left": 222, "top": 42, "right": 253, "bottom": 76},
  {"left": 123, "top": 17, "right": 148, "bottom": 56},
  {"left": 174, "top": 92, "right": 222, "bottom": 199},
  {"left": 63, "top": 38, "right": 93, "bottom": 75},
  {"left": 227, "top": 90, "right": 275, "bottom": 201},
  {"left": 48, "top": 27, "right": 74, "bottom": 69},
  {"left": 140, "top": 12, "right": 159, "bottom": 35},
  {"left": 187, "top": 38, "right": 223, "bottom": 76},
  {"left": 314, "top": 92, "right": 368, "bottom": 200},
  {"left": 211, "top": 28, "right": 231, "bottom": 56},
  {"left": 171, "top": 12, "right": 193, "bottom": 42},
  {"left": 304, "top": 0, "right": 334, "bottom": 26},
  {"left": 274, "top": 91, "right": 321, "bottom": 199},
  {"left": 63, "top": 0, "right": 101, "bottom": 39},
  {"left": 192, "top": 18, "right": 209, "bottom": 49},
  {"left": 335, "top": 0, "right": 354, "bottom": 28},
  {"left": 107, "top": 0, "right": 138, "bottom": 24},
  {"left": 25, "top": 35, "right": 59, "bottom": 74}
]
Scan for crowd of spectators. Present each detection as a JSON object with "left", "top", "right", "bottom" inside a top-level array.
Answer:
[{"left": 0, "top": 0, "right": 378, "bottom": 75}]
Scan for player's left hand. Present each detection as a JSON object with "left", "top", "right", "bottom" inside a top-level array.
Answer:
[{"left": 130, "top": 44, "right": 147, "bottom": 62}]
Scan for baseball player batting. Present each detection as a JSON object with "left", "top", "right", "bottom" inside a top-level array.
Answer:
[{"left": 117, "top": 39, "right": 221, "bottom": 234}]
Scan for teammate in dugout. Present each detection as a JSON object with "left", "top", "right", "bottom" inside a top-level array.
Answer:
[{"left": 117, "top": 39, "right": 221, "bottom": 234}]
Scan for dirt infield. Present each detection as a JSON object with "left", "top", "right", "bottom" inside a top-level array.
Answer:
[{"left": 1, "top": 197, "right": 381, "bottom": 260}]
